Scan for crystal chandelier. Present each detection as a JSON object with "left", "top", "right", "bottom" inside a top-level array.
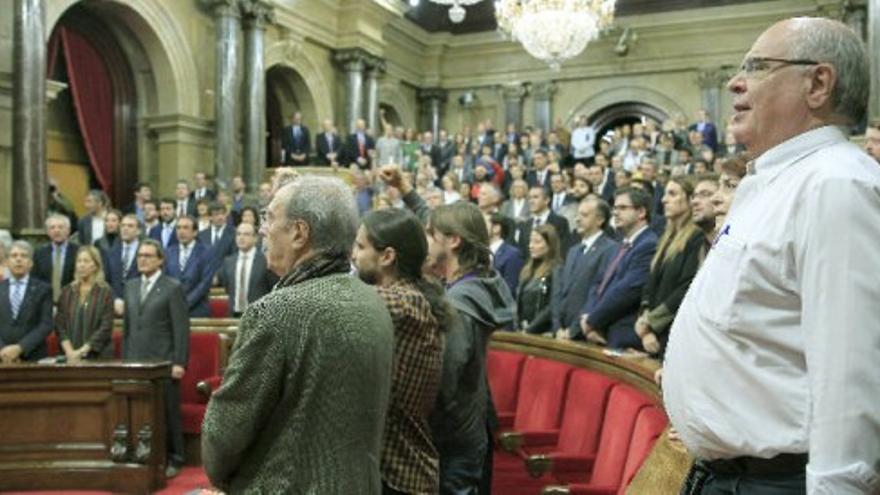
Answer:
[
  {"left": 495, "top": 0, "right": 616, "bottom": 71},
  {"left": 430, "top": 0, "right": 483, "bottom": 23}
]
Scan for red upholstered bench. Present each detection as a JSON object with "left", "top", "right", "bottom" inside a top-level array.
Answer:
[
  {"left": 208, "top": 296, "right": 230, "bottom": 318},
  {"left": 487, "top": 349, "right": 527, "bottom": 429},
  {"left": 180, "top": 332, "right": 222, "bottom": 435}
]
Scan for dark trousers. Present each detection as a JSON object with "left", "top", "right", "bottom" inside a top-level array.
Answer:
[
  {"left": 438, "top": 443, "right": 486, "bottom": 495},
  {"left": 681, "top": 461, "right": 806, "bottom": 495},
  {"left": 164, "top": 378, "right": 185, "bottom": 467}
]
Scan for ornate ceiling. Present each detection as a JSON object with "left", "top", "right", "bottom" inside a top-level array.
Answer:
[{"left": 403, "top": 0, "right": 770, "bottom": 34}]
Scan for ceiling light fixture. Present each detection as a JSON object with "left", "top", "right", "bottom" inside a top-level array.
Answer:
[{"left": 429, "top": 0, "right": 482, "bottom": 23}]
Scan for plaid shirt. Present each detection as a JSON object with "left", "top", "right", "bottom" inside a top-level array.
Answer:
[{"left": 377, "top": 280, "right": 444, "bottom": 494}]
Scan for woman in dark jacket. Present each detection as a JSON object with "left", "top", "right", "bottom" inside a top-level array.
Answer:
[
  {"left": 636, "top": 176, "right": 703, "bottom": 357},
  {"left": 55, "top": 245, "right": 114, "bottom": 361},
  {"left": 516, "top": 223, "right": 562, "bottom": 335}
]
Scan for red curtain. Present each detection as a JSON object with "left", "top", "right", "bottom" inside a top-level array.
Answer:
[
  {"left": 47, "top": 29, "right": 61, "bottom": 77},
  {"left": 60, "top": 26, "right": 114, "bottom": 193}
]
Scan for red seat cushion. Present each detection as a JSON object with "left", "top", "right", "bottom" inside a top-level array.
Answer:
[
  {"left": 179, "top": 332, "right": 222, "bottom": 434},
  {"left": 181, "top": 403, "right": 207, "bottom": 435},
  {"left": 209, "top": 297, "right": 230, "bottom": 318},
  {"left": 112, "top": 331, "right": 122, "bottom": 359},
  {"left": 617, "top": 407, "right": 667, "bottom": 492},
  {"left": 487, "top": 350, "right": 526, "bottom": 425},
  {"left": 510, "top": 357, "right": 573, "bottom": 432}
]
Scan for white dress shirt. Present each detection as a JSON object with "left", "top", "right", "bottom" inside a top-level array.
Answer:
[
  {"left": 140, "top": 270, "right": 161, "bottom": 300},
  {"left": 571, "top": 125, "right": 596, "bottom": 159},
  {"left": 663, "top": 126, "right": 880, "bottom": 494},
  {"left": 90, "top": 215, "right": 105, "bottom": 243},
  {"left": 234, "top": 248, "right": 257, "bottom": 313}
]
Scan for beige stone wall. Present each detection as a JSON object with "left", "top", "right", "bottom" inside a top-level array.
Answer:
[{"left": 0, "top": 0, "right": 838, "bottom": 228}]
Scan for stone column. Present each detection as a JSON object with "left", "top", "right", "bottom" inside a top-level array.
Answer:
[
  {"left": 697, "top": 68, "right": 734, "bottom": 137},
  {"left": 500, "top": 83, "right": 526, "bottom": 130},
  {"left": 869, "top": 0, "right": 880, "bottom": 120},
  {"left": 532, "top": 81, "right": 557, "bottom": 134},
  {"left": 364, "top": 58, "right": 385, "bottom": 135},
  {"left": 12, "top": 0, "right": 48, "bottom": 237},
  {"left": 201, "top": 0, "right": 241, "bottom": 187},
  {"left": 335, "top": 49, "right": 370, "bottom": 134},
  {"left": 241, "top": 0, "right": 274, "bottom": 192},
  {"left": 418, "top": 88, "right": 447, "bottom": 142}
]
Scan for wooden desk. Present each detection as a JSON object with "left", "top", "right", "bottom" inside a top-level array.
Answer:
[{"left": 0, "top": 361, "right": 170, "bottom": 493}]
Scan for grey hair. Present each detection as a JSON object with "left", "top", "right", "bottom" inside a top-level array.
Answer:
[
  {"left": 787, "top": 17, "right": 869, "bottom": 125},
  {"left": 10, "top": 240, "right": 34, "bottom": 259},
  {"left": 277, "top": 176, "right": 358, "bottom": 257},
  {"left": 45, "top": 213, "right": 71, "bottom": 230}
]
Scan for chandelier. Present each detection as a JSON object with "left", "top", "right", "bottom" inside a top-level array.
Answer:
[
  {"left": 495, "top": 0, "right": 616, "bottom": 71},
  {"left": 429, "top": 0, "right": 483, "bottom": 23}
]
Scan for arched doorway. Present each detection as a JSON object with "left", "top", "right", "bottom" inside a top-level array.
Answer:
[
  {"left": 48, "top": 4, "right": 138, "bottom": 210},
  {"left": 265, "top": 65, "right": 319, "bottom": 166},
  {"left": 379, "top": 103, "right": 402, "bottom": 129},
  {"left": 588, "top": 101, "right": 668, "bottom": 144}
]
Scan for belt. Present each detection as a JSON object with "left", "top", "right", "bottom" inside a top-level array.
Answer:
[{"left": 701, "top": 453, "right": 808, "bottom": 478}]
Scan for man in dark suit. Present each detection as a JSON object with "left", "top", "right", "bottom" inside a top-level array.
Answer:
[
  {"left": 197, "top": 202, "right": 236, "bottom": 275},
  {"left": 32, "top": 214, "right": 79, "bottom": 303},
  {"left": 491, "top": 132, "right": 508, "bottom": 164},
  {"left": 553, "top": 197, "right": 618, "bottom": 340},
  {"left": 315, "top": 118, "right": 342, "bottom": 166},
  {"left": 164, "top": 216, "right": 213, "bottom": 317},
  {"left": 282, "top": 111, "right": 311, "bottom": 166},
  {"left": 488, "top": 214, "right": 524, "bottom": 295},
  {"left": 525, "top": 150, "right": 553, "bottom": 193},
  {"left": 437, "top": 129, "right": 456, "bottom": 177},
  {"left": 515, "top": 186, "right": 571, "bottom": 258},
  {"left": 549, "top": 173, "right": 576, "bottom": 214},
  {"left": 218, "top": 222, "right": 277, "bottom": 317},
  {"left": 173, "top": 181, "right": 196, "bottom": 219},
  {"left": 149, "top": 198, "right": 178, "bottom": 249},
  {"left": 581, "top": 187, "right": 658, "bottom": 350},
  {"left": 106, "top": 214, "right": 142, "bottom": 307},
  {"left": 688, "top": 109, "right": 718, "bottom": 152},
  {"left": 0, "top": 241, "right": 53, "bottom": 363},
  {"left": 76, "top": 189, "right": 110, "bottom": 246},
  {"left": 418, "top": 131, "right": 441, "bottom": 171},
  {"left": 123, "top": 239, "right": 189, "bottom": 477},
  {"left": 190, "top": 172, "right": 216, "bottom": 202},
  {"left": 345, "top": 118, "right": 375, "bottom": 169}
]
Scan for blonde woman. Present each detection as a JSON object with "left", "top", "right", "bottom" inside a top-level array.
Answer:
[{"left": 55, "top": 245, "right": 114, "bottom": 362}]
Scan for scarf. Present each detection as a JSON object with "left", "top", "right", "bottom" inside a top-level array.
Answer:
[{"left": 276, "top": 252, "right": 351, "bottom": 290}]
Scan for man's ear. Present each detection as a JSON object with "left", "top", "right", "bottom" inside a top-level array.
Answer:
[
  {"left": 290, "top": 219, "right": 310, "bottom": 250},
  {"left": 446, "top": 233, "right": 462, "bottom": 251},
  {"left": 379, "top": 247, "right": 397, "bottom": 269},
  {"left": 805, "top": 64, "right": 836, "bottom": 112}
]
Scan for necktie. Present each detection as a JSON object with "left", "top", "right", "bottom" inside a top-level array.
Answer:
[
  {"left": 10, "top": 280, "right": 23, "bottom": 320},
  {"left": 237, "top": 254, "right": 249, "bottom": 313},
  {"left": 180, "top": 246, "right": 190, "bottom": 272},
  {"left": 122, "top": 244, "right": 132, "bottom": 272},
  {"left": 533, "top": 217, "right": 542, "bottom": 228},
  {"left": 163, "top": 224, "right": 172, "bottom": 247},
  {"left": 178, "top": 202, "right": 185, "bottom": 218},
  {"left": 140, "top": 278, "right": 150, "bottom": 303},
  {"left": 358, "top": 136, "right": 366, "bottom": 158},
  {"left": 596, "top": 241, "right": 631, "bottom": 297},
  {"left": 52, "top": 245, "right": 62, "bottom": 302},
  {"left": 212, "top": 228, "right": 219, "bottom": 245}
]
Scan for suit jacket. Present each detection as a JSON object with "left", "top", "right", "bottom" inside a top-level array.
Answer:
[
  {"left": 190, "top": 188, "right": 217, "bottom": 203},
  {"left": 551, "top": 234, "right": 618, "bottom": 335},
  {"left": 345, "top": 132, "right": 375, "bottom": 166},
  {"left": 164, "top": 242, "right": 213, "bottom": 317},
  {"left": 419, "top": 143, "right": 441, "bottom": 170},
  {"left": 32, "top": 241, "right": 79, "bottom": 290},
  {"left": 500, "top": 198, "right": 530, "bottom": 222},
  {"left": 0, "top": 277, "right": 53, "bottom": 361},
  {"left": 282, "top": 124, "right": 311, "bottom": 165},
  {"left": 122, "top": 274, "right": 189, "bottom": 367},
  {"left": 492, "top": 241, "right": 524, "bottom": 296},
  {"left": 515, "top": 212, "right": 571, "bottom": 258},
  {"left": 174, "top": 198, "right": 197, "bottom": 218},
  {"left": 585, "top": 227, "right": 658, "bottom": 349},
  {"left": 315, "top": 131, "right": 342, "bottom": 165},
  {"left": 437, "top": 140, "right": 456, "bottom": 176},
  {"left": 106, "top": 241, "right": 142, "bottom": 299},
  {"left": 149, "top": 222, "right": 179, "bottom": 249},
  {"left": 526, "top": 170, "right": 553, "bottom": 192},
  {"left": 218, "top": 250, "right": 277, "bottom": 316},
  {"left": 76, "top": 215, "right": 99, "bottom": 245},
  {"left": 491, "top": 143, "right": 508, "bottom": 164},
  {"left": 198, "top": 225, "right": 236, "bottom": 274}
]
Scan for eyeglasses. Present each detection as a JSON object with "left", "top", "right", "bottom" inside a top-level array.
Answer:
[
  {"left": 737, "top": 56, "right": 819, "bottom": 77},
  {"left": 612, "top": 204, "right": 636, "bottom": 212},
  {"left": 136, "top": 253, "right": 159, "bottom": 259}
]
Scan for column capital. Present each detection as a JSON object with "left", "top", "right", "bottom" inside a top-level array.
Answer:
[
  {"left": 696, "top": 67, "right": 735, "bottom": 89},
  {"left": 417, "top": 87, "right": 448, "bottom": 103},
  {"left": 200, "top": 0, "right": 241, "bottom": 18},
  {"left": 365, "top": 56, "right": 386, "bottom": 75},
  {"left": 334, "top": 48, "right": 373, "bottom": 72},
  {"left": 500, "top": 82, "right": 527, "bottom": 102},
  {"left": 531, "top": 81, "right": 557, "bottom": 100},
  {"left": 241, "top": 0, "right": 275, "bottom": 29}
]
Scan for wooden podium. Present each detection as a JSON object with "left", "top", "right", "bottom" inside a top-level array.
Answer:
[{"left": 0, "top": 361, "right": 170, "bottom": 493}]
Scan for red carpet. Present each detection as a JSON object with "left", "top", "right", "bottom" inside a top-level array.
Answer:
[{"left": 1, "top": 466, "right": 213, "bottom": 494}]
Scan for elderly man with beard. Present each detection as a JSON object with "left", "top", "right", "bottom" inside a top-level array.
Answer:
[{"left": 202, "top": 176, "right": 394, "bottom": 493}]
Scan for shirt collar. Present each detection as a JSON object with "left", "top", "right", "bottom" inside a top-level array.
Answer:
[
  {"left": 490, "top": 238, "right": 503, "bottom": 254},
  {"left": 753, "top": 126, "right": 847, "bottom": 183},
  {"left": 239, "top": 247, "right": 255, "bottom": 258},
  {"left": 141, "top": 270, "right": 161, "bottom": 286},
  {"left": 534, "top": 210, "right": 551, "bottom": 223},
  {"left": 581, "top": 230, "right": 602, "bottom": 250},
  {"left": 10, "top": 274, "right": 29, "bottom": 286},
  {"left": 625, "top": 225, "right": 649, "bottom": 245}
]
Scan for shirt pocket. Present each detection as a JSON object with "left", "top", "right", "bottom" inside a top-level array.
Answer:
[{"left": 696, "top": 233, "right": 747, "bottom": 330}]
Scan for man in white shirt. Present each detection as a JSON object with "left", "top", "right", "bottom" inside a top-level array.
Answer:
[
  {"left": 570, "top": 115, "right": 596, "bottom": 164},
  {"left": 663, "top": 17, "right": 880, "bottom": 495}
]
